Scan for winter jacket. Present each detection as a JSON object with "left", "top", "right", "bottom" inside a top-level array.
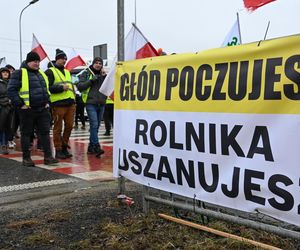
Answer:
[
  {"left": 77, "top": 66, "right": 107, "bottom": 105},
  {"left": 0, "top": 79, "right": 10, "bottom": 106},
  {"left": 7, "top": 62, "right": 50, "bottom": 108},
  {"left": 0, "top": 79, "right": 13, "bottom": 132},
  {"left": 45, "top": 64, "right": 75, "bottom": 107}
]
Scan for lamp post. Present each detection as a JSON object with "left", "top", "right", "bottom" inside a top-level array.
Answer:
[{"left": 19, "top": 0, "right": 39, "bottom": 65}]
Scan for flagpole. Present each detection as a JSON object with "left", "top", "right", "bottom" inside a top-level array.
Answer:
[
  {"left": 263, "top": 21, "right": 270, "bottom": 40},
  {"left": 134, "top": 0, "right": 137, "bottom": 24},
  {"left": 132, "top": 23, "right": 149, "bottom": 42},
  {"left": 257, "top": 21, "right": 270, "bottom": 46},
  {"left": 236, "top": 12, "right": 242, "bottom": 44}
]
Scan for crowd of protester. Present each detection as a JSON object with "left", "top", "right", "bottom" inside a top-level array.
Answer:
[{"left": 0, "top": 50, "right": 113, "bottom": 167}]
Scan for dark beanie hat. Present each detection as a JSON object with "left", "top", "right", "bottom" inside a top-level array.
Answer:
[
  {"left": 55, "top": 48, "right": 67, "bottom": 60},
  {"left": 26, "top": 51, "right": 40, "bottom": 63},
  {"left": 5, "top": 64, "right": 15, "bottom": 71},
  {"left": 0, "top": 67, "right": 10, "bottom": 74},
  {"left": 92, "top": 57, "right": 103, "bottom": 65}
]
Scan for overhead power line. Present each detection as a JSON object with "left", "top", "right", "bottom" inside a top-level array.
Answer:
[{"left": 0, "top": 36, "right": 92, "bottom": 51}]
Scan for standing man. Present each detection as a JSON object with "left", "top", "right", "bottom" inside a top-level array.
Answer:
[
  {"left": 77, "top": 57, "right": 107, "bottom": 156},
  {"left": 45, "top": 49, "right": 75, "bottom": 159},
  {"left": 7, "top": 51, "right": 58, "bottom": 166}
]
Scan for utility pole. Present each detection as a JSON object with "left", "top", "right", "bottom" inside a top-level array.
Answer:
[
  {"left": 117, "top": 0, "right": 125, "bottom": 194},
  {"left": 117, "top": 0, "right": 124, "bottom": 61}
]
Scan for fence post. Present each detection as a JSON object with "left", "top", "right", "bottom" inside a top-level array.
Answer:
[{"left": 142, "top": 186, "right": 149, "bottom": 214}]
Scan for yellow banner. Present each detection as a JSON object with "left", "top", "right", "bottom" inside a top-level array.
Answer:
[{"left": 115, "top": 34, "right": 300, "bottom": 114}]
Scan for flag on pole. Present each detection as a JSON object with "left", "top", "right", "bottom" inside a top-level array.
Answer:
[
  {"left": 221, "top": 14, "right": 242, "bottom": 47},
  {"left": 243, "top": 0, "right": 276, "bottom": 11},
  {"left": 64, "top": 48, "right": 86, "bottom": 71},
  {"left": 0, "top": 57, "right": 7, "bottom": 67},
  {"left": 100, "top": 23, "right": 158, "bottom": 97},
  {"left": 125, "top": 24, "right": 159, "bottom": 60},
  {"left": 31, "top": 34, "right": 47, "bottom": 61}
]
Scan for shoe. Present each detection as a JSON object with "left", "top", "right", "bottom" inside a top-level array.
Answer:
[
  {"left": 44, "top": 156, "right": 59, "bottom": 165},
  {"left": 81, "top": 125, "right": 85, "bottom": 130},
  {"left": 94, "top": 144, "right": 104, "bottom": 157},
  {"left": 62, "top": 145, "right": 72, "bottom": 158},
  {"left": 8, "top": 141, "right": 15, "bottom": 149},
  {"left": 87, "top": 144, "right": 95, "bottom": 154},
  {"left": 103, "top": 131, "right": 110, "bottom": 136},
  {"left": 55, "top": 150, "right": 67, "bottom": 159},
  {"left": 96, "top": 149, "right": 105, "bottom": 158},
  {"left": 22, "top": 158, "right": 35, "bottom": 167},
  {"left": 1, "top": 146, "right": 9, "bottom": 155}
]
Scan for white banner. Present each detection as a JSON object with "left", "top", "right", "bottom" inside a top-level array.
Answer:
[{"left": 114, "top": 110, "right": 300, "bottom": 227}]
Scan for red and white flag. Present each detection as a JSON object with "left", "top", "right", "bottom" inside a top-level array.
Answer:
[
  {"left": 100, "top": 23, "right": 159, "bottom": 97},
  {"left": 243, "top": 0, "right": 276, "bottom": 11},
  {"left": 31, "top": 34, "right": 47, "bottom": 61},
  {"left": 65, "top": 48, "right": 86, "bottom": 71}
]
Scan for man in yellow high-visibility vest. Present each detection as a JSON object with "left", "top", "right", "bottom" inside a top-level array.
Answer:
[
  {"left": 7, "top": 51, "right": 58, "bottom": 167},
  {"left": 45, "top": 49, "right": 75, "bottom": 159}
]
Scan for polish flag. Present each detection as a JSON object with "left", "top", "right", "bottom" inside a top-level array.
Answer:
[
  {"left": 100, "top": 23, "right": 159, "bottom": 97},
  {"left": 31, "top": 34, "right": 47, "bottom": 61},
  {"left": 65, "top": 48, "right": 86, "bottom": 71},
  {"left": 243, "top": 0, "right": 276, "bottom": 11}
]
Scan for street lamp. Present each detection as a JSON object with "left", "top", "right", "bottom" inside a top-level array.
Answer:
[{"left": 19, "top": 0, "right": 39, "bottom": 65}]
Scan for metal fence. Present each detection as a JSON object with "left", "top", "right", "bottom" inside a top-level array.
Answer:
[{"left": 141, "top": 185, "right": 300, "bottom": 240}]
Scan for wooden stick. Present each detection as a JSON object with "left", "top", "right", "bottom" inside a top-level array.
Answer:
[{"left": 158, "top": 213, "right": 281, "bottom": 250}]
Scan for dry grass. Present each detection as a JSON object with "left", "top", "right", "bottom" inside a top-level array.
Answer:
[
  {"left": 45, "top": 209, "right": 72, "bottom": 222},
  {"left": 6, "top": 219, "right": 40, "bottom": 229},
  {"left": 25, "top": 228, "right": 57, "bottom": 245},
  {"left": 2, "top": 203, "right": 299, "bottom": 249},
  {"left": 67, "top": 210, "right": 299, "bottom": 250}
]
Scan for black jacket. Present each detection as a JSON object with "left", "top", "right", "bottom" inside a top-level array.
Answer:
[
  {"left": 0, "top": 74, "right": 13, "bottom": 132},
  {"left": 77, "top": 66, "right": 107, "bottom": 105},
  {"left": 0, "top": 79, "right": 10, "bottom": 106},
  {"left": 44, "top": 64, "right": 75, "bottom": 107},
  {"left": 7, "top": 62, "right": 50, "bottom": 108}
]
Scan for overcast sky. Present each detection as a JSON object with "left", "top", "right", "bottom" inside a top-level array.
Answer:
[{"left": 1, "top": 0, "right": 299, "bottom": 68}]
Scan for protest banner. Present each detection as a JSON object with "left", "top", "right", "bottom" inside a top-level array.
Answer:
[{"left": 113, "top": 34, "right": 300, "bottom": 227}]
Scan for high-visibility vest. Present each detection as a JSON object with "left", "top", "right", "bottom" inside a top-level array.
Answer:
[
  {"left": 106, "top": 96, "right": 114, "bottom": 104},
  {"left": 19, "top": 68, "right": 50, "bottom": 106},
  {"left": 49, "top": 67, "right": 75, "bottom": 103},
  {"left": 81, "top": 74, "right": 92, "bottom": 103}
]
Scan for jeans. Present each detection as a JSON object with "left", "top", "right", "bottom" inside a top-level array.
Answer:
[
  {"left": 0, "top": 131, "right": 7, "bottom": 146},
  {"left": 86, "top": 103, "right": 105, "bottom": 145}
]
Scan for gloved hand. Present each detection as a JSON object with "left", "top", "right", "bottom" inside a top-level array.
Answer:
[{"left": 90, "top": 75, "right": 100, "bottom": 84}]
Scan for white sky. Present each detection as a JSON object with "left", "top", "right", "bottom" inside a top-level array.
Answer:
[{"left": 1, "top": 0, "right": 299, "bottom": 68}]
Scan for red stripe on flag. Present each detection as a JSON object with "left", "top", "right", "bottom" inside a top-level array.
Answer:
[
  {"left": 32, "top": 44, "right": 47, "bottom": 61},
  {"left": 243, "top": 0, "right": 276, "bottom": 11},
  {"left": 136, "top": 42, "right": 159, "bottom": 59},
  {"left": 65, "top": 55, "right": 86, "bottom": 71}
]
